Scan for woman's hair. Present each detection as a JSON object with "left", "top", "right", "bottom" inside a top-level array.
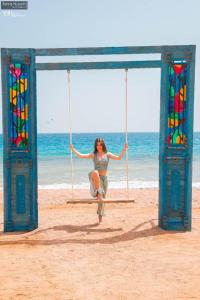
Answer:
[{"left": 93, "top": 137, "right": 107, "bottom": 153}]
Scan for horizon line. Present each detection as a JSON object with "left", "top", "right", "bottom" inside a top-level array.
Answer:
[{"left": 0, "top": 131, "right": 200, "bottom": 134}]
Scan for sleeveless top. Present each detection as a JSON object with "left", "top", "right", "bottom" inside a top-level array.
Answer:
[{"left": 93, "top": 152, "right": 109, "bottom": 171}]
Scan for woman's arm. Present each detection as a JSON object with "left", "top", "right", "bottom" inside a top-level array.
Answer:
[
  {"left": 69, "top": 144, "right": 94, "bottom": 159},
  {"left": 107, "top": 143, "right": 128, "bottom": 160}
]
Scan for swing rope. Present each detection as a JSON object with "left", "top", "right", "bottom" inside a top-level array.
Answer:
[
  {"left": 67, "top": 70, "right": 74, "bottom": 200},
  {"left": 67, "top": 69, "right": 133, "bottom": 203},
  {"left": 125, "top": 69, "right": 130, "bottom": 200}
]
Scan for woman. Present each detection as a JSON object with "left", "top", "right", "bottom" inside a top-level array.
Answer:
[{"left": 69, "top": 137, "right": 128, "bottom": 224}]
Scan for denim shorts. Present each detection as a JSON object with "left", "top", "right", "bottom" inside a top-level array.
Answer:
[{"left": 88, "top": 171, "right": 108, "bottom": 199}]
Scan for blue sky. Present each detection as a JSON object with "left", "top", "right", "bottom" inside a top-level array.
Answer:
[{"left": 0, "top": 0, "right": 199, "bottom": 133}]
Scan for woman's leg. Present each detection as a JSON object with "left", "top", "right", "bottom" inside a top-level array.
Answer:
[
  {"left": 90, "top": 171, "right": 104, "bottom": 223},
  {"left": 96, "top": 177, "right": 106, "bottom": 222},
  {"left": 97, "top": 176, "right": 108, "bottom": 222},
  {"left": 90, "top": 170, "right": 101, "bottom": 191},
  {"left": 91, "top": 171, "right": 104, "bottom": 200}
]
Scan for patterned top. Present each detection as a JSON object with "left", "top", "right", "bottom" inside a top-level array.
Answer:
[{"left": 93, "top": 152, "right": 109, "bottom": 171}]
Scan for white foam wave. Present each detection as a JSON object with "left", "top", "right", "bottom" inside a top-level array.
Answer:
[
  {"left": 38, "top": 181, "right": 158, "bottom": 190},
  {"left": 0, "top": 181, "right": 199, "bottom": 190},
  {"left": 38, "top": 181, "right": 200, "bottom": 190}
]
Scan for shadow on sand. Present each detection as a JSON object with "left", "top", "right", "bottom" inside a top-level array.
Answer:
[{"left": 0, "top": 219, "right": 181, "bottom": 246}]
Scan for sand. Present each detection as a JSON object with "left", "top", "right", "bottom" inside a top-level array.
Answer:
[{"left": 0, "top": 188, "right": 200, "bottom": 300}]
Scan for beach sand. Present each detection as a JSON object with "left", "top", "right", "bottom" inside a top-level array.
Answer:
[{"left": 0, "top": 188, "right": 200, "bottom": 300}]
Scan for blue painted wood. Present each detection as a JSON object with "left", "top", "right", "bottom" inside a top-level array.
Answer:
[
  {"left": 36, "top": 60, "right": 161, "bottom": 71},
  {"left": 184, "top": 46, "right": 196, "bottom": 230},
  {"left": 30, "top": 49, "right": 38, "bottom": 229},
  {"left": 1, "top": 48, "right": 38, "bottom": 232},
  {"left": 171, "top": 170, "right": 181, "bottom": 211},
  {"left": 159, "top": 47, "right": 196, "bottom": 231},
  {"left": 1, "top": 49, "right": 12, "bottom": 230},
  {"left": 35, "top": 45, "right": 195, "bottom": 56},
  {"left": 16, "top": 175, "right": 26, "bottom": 214}
]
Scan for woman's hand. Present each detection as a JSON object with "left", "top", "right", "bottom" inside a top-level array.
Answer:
[
  {"left": 69, "top": 144, "right": 74, "bottom": 151},
  {"left": 123, "top": 143, "right": 128, "bottom": 151},
  {"left": 107, "top": 143, "right": 128, "bottom": 161}
]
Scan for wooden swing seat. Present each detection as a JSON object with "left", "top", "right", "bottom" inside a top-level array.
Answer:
[{"left": 66, "top": 199, "right": 135, "bottom": 204}]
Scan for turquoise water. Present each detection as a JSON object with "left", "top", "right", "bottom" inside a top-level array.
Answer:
[{"left": 0, "top": 132, "right": 199, "bottom": 188}]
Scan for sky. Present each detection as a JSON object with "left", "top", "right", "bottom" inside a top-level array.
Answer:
[{"left": 0, "top": 0, "right": 199, "bottom": 133}]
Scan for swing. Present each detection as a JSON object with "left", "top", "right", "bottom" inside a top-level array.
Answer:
[{"left": 66, "top": 69, "right": 135, "bottom": 204}]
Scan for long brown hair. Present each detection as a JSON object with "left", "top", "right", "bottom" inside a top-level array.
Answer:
[{"left": 93, "top": 137, "right": 107, "bottom": 154}]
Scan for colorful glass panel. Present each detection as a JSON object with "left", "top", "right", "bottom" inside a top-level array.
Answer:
[
  {"left": 9, "top": 63, "right": 28, "bottom": 149},
  {"left": 167, "top": 62, "right": 187, "bottom": 145}
]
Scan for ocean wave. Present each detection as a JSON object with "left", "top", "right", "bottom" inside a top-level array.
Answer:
[
  {"left": 37, "top": 181, "right": 200, "bottom": 190},
  {"left": 0, "top": 179, "right": 200, "bottom": 190},
  {"left": 0, "top": 177, "right": 199, "bottom": 190}
]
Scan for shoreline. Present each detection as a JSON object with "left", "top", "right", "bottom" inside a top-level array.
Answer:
[{"left": 0, "top": 187, "right": 200, "bottom": 207}]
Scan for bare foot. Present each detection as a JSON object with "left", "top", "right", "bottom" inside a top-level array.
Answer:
[
  {"left": 97, "top": 193, "right": 103, "bottom": 201},
  {"left": 98, "top": 215, "right": 103, "bottom": 224}
]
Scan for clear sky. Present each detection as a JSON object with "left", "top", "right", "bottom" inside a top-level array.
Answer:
[{"left": 0, "top": 0, "right": 199, "bottom": 133}]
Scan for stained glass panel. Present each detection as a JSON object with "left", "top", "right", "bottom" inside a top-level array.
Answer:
[
  {"left": 9, "top": 63, "right": 28, "bottom": 149},
  {"left": 167, "top": 62, "right": 187, "bottom": 145}
]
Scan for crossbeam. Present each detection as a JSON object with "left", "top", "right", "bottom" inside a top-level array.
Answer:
[
  {"left": 35, "top": 45, "right": 194, "bottom": 56},
  {"left": 66, "top": 199, "right": 135, "bottom": 204},
  {"left": 36, "top": 60, "right": 161, "bottom": 71}
]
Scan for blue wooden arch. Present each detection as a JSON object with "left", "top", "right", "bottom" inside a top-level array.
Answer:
[{"left": 1, "top": 45, "right": 196, "bottom": 232}]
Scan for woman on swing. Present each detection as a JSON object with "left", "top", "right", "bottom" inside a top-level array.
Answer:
[{"left": 70, "top": 138, "right": 128, "bottom": 224}]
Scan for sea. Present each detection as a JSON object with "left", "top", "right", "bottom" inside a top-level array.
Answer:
[{"left": 0, "top": 132, "right": 199, "bottom": 189}]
